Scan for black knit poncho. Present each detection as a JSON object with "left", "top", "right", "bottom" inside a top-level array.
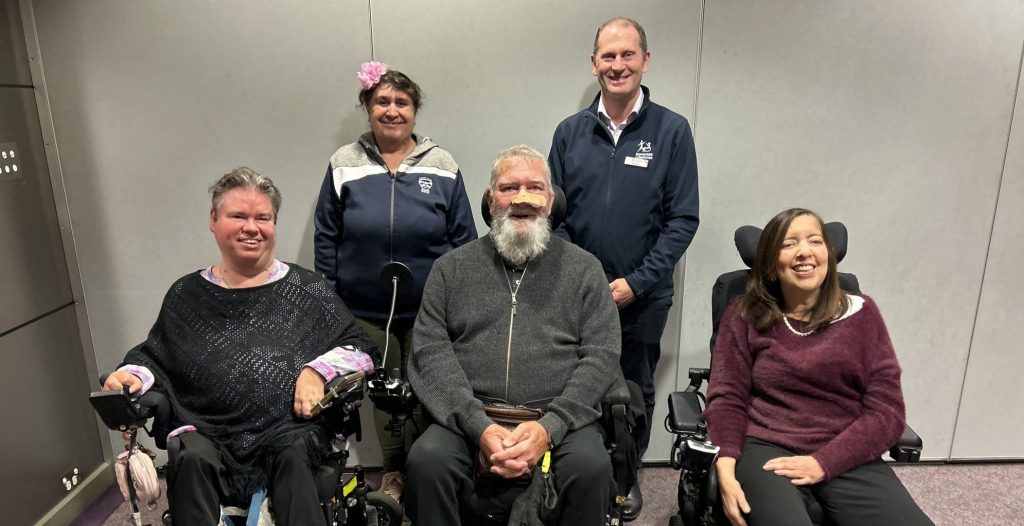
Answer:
[{"left": 123, "top": 264, "right": 379, "bottom": 499}]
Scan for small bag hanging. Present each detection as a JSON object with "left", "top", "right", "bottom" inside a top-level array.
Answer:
[{"left": 114, "top": 445, "right": 162, "bottom": 508}]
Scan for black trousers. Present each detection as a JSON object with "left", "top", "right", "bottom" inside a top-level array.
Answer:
[
  {"left": 405, "top": 423, "right": 615, "bottom": 525},
  {"left": 735, "top": 438, "right": 933, "bottom": 526},
  {"left": 618, "top": 295, "right": 672, "bottom": 455},
  {"left": 169, "top": 431, "right": 325, "bottom": 526}
]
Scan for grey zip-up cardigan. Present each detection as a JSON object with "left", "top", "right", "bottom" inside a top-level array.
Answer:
[{"left": 409, "top": 234, "right": 621, "bottom": 446}]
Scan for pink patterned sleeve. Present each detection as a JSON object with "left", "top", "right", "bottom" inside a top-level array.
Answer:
[
  {"left": 117, "top": 364, "right": 156, "bottom": 395},
  {"left": 167, "top": 425, "right": 198, "bottom": 439},
  {"left": 305, "top": 345, "right": 375, "bottom": 382}
]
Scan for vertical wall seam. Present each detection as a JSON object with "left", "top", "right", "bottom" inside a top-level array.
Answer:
[
  {"left": 948, "top": 37, "right": 1024, "bottom": 460},
  {"left": 673, "top": 0, "right": 706, "bottom": 406},
  {"left": 691, "top": 0, "right": 705, "bottom": 137}
]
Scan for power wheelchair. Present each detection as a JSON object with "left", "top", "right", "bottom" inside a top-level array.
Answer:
[
  {"left": 665, "top": 221, "right": 924, "bottom": 526},
  {"left": 91, "top": 371, "right": 403, "bottom": 526}
]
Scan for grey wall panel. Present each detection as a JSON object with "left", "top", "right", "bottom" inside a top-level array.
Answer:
[
  {"left": 0, "top": 0, "right": 31, "bottom": 85},
  {"left": 680, "top": 1, "right": 1024, "bottom": 459},
  {"left": 30, "top": 0, "right": 375, "bottom": 460},
  {"left": 26, "top": 0, "right": 1024, "bottom": 475},
  {"left": 0, "top": 86, "right": 73, "bottom": 333},
  {"left": 371, "top": 0, "right": 702, "bottom": 460},
  {"left": 951, "top": 51, "right": 1024, "bottom": 459},
  {"left": 0, "top": 306, "right": 104, "bottom": 525}
]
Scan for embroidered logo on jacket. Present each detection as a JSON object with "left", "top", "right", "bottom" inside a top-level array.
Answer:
[
  {"left": 418, "top": 177, "right": 433, "bottom": 194},
  {"left": 635, "top": 140, "right": 653, "bottom": 160},
  {"left": 625, "top": 140, "right": 654, "bottom": 168}
]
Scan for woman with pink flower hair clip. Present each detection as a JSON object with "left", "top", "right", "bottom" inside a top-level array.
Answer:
[{"left": 314, "top": 61, "right": 478, "bottom": 503}]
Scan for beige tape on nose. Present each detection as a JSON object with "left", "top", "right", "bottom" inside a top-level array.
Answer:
[{"left": 511, "top": 190, "right": 548, "bottom": 209}]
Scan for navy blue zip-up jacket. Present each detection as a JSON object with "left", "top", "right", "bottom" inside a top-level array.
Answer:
[
  {"left": 314, "top": 133, "right": 477, "bottom": 321},
  {"left": 549, "top": 86, "right": 699, "bottom": 300}
]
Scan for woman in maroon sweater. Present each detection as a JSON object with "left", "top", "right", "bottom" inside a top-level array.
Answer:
[{"left": 704, "top": 208, "right": 931, "bottom": 526}]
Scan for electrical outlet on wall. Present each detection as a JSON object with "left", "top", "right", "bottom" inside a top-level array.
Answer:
[
  {"left": 0, "top": 143, "right": 20, "bottom": 181},
  {"left": 61, "top": 467, "right": 80, "bottom": 492}
]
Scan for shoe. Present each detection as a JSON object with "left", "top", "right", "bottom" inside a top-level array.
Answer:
[
  {"left": 380, "top": 471, "right": 406, "bottom": 502},
  {"left": 622, "top": 483, "right": 643, "bottom": 521}
]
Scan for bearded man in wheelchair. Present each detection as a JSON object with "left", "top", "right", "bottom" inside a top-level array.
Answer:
[
  {"left": 102, "top": 167, "right": 379, "bottom": 525},
  {"left": 404, "top": 145, "right": 622, "bottom": 525}
]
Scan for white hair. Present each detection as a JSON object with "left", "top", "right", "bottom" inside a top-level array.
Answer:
[{"left": 489, "top": 144, "right": 552, "bottom": 195}]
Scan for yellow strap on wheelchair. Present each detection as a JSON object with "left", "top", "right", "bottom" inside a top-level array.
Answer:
[
  {"left": 342, "top": 475, "right": 357, "bottom": 497},
  {"left": 541, "top": 450, "right": 551, "bottom": 474}
]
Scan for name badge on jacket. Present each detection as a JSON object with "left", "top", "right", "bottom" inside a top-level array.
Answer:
[{"left": 624, "top": 156, "right": 649, "bottom": 168}]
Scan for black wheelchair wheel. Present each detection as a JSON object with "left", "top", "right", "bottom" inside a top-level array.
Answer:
[
  {"left": 365, "top": 490, "right": 403, "bottom": 526},
  {"left": 680, "top": 471, "right": 702, "bottom": 526}
]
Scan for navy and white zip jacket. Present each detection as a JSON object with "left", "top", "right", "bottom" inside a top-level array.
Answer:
[
  {"left": 314, "top": 132, "right": 477, "bottom": 321},
  {"left": 549, "top": 86, "right": 699, "bottom": 301}
]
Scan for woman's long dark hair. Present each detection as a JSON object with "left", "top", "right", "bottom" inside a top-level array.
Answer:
[{"left": 736, "top": 208, "right": 849, "bottom": 332}]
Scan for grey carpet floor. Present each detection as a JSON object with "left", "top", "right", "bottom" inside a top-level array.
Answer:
[
  {"left": 639, "top": 463, "right": 1024, "bottom": 526},
  {"left": 86, "top": 463, "right": 1024, "bottom": 525}
]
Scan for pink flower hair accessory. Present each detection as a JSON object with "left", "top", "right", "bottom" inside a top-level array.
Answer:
[{"left": 358, "top": 61, "right": 388, "bottom": 90}]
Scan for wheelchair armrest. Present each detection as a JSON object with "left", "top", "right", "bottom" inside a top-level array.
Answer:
[
  {"left": 319, "top": 372, "right": 366, "bottom": 441},
  {"left": 888, "top": 423, "right": 922, "bottom": 463},
  {"left": 667, "top": 390, "right": 704, "bottom": 435},
  {"left": 603, "top": 372, "right": 632, "bottom": 407},
  {"left": 598, "top": 372, "right": 643, "bottom": 501},
  {"left": 599, "top": 373, "right": 645, "bottom": 439}
]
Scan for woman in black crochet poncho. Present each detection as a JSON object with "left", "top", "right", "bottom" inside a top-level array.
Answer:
[{"left": 103, "top": 167, "right": 379, "bottom": 525}]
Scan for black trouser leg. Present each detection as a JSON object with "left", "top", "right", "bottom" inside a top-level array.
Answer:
[
  {"left": 737, "top": 438, "right": 934, "bottom": 526},
  {"left": 817, "top": 458, "right": 934, "bottom": 526},
  {"left": 171, "top": 432, "right": 228, "bottom": 526},
  {"left": 405, "top": 424, "right": 473, "bottom": 525},
  {"left": 406, "top": 423, "right": 614, "bottom": 526},
  {"left": 735, "top": 438, "right": 815, "bottom": 526},
  {"left": 267, "top": 433, "right": 325, "bottom": 526},
  {"left": 548, "top": 423, "right": 616, "bottom": 526},
  {"left": 618, "top": 296, "right": 672, "bottom": 455}
]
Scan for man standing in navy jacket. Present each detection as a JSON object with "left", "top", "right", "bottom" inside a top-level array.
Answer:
[{"left": 549, "top": 16, "right": 699, "bottom": 516}]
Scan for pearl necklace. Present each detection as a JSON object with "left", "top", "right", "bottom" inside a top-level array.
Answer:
[{"left": 782, "top": 315, "right": 815, "bottom": 337}]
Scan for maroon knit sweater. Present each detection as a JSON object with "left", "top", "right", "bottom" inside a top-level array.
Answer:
[{"left": 704, "top": 295, "right": 906, "bottom": 480}]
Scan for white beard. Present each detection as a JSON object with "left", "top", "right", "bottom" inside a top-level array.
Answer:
[{"left": 490, "top": 207, "right": 551, "bottom": 267}]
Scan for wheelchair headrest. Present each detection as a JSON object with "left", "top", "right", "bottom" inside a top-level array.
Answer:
[
  {"left": 480, "top": 185, "right": 567, "bottom": 231},
  {"left": 735, "top": 221, "right": 849, "bottom": 268}
]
